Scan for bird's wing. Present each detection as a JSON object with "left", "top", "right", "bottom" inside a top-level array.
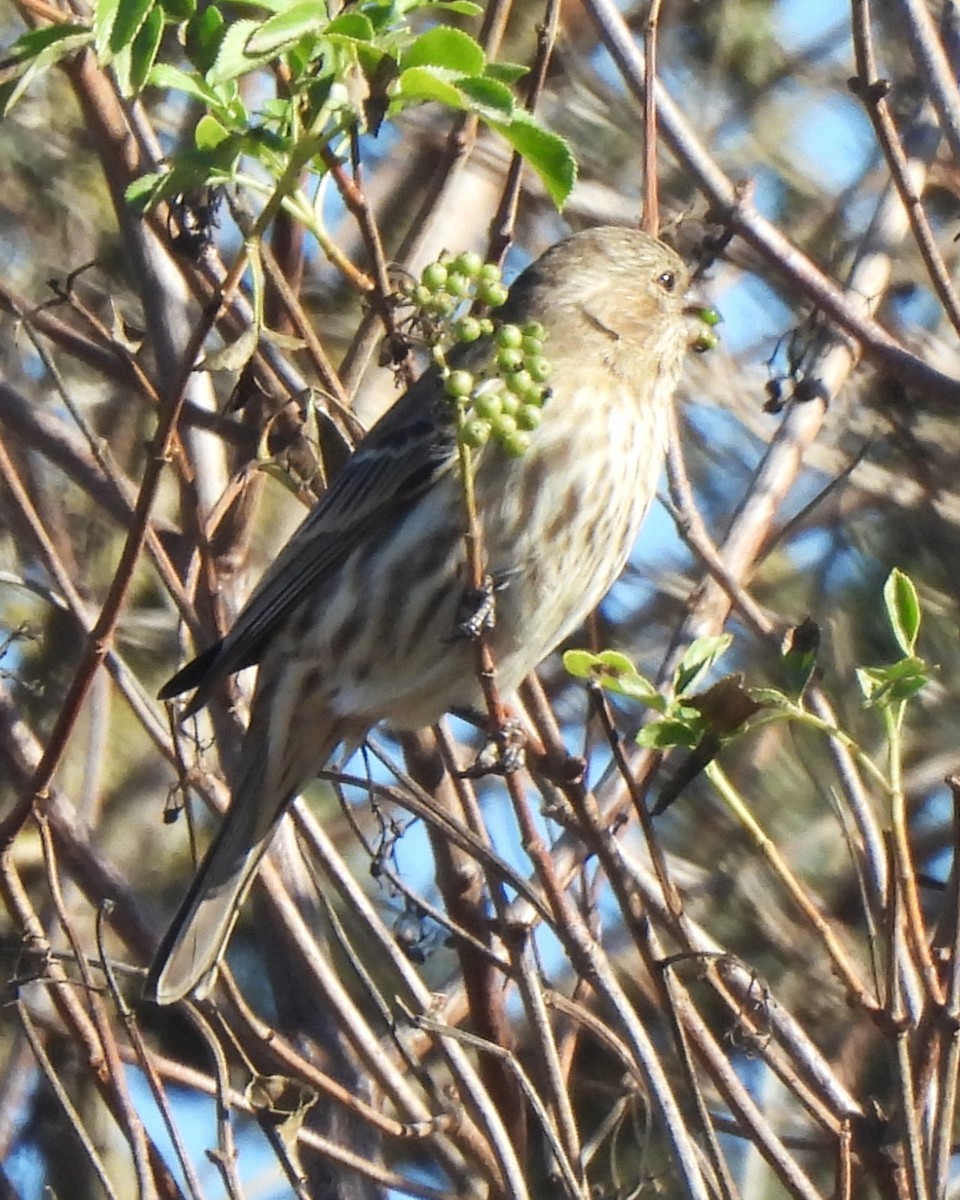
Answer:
[{"left": 161, "top": 369, "right": 459, "bottom": 712}]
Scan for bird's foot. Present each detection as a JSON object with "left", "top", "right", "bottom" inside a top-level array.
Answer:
[
  {"left": 453, "top": 573, "right": 498, "bottom": 640},
  {"left": 460, "top": 718, "right": 526, "bottom": 778}
]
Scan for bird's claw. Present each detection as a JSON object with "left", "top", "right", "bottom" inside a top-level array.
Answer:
[
  {"left": 459, "top": 719, "right": 526, "bottom": 778},
  {"left": 452, "top": 573, "right": 498, "bottom": 640}
]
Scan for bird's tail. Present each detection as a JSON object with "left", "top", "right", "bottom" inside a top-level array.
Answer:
[{"left": 145, "top": 767, "right": 286, "bottom": 1004}]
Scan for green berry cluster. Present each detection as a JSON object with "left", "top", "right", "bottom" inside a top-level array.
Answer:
[
  {"left": 404, "top": 250, "right": 509, "bottom": 320},
  {"left": 403, "top": 251, "right": 552, "bottom": 458},
  {"left": 451, "top": 320, "right": 551, "bottom": 457}
]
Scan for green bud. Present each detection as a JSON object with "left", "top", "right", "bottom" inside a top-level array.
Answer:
[
  {"left": 496, "top": 323, "right": 523, "bottom": 350},
  {"left": 499, "top": 392, "right": 520, "bottom": 417},
  {"left": 421, "top": 262, "right": 448, "bottom": 291},
  {"left": 521, "top": 335, "right": 543, "bottom": 357},
  {"left": 445, "top": 369, "right": 474, "bottom": 398},
  {"left": 413, "top": 284, "right": 433, "bottom": 307},
  {"left": 479, "top": 318, "right": 495, "bottom": 335},
  {"left": 478, "top": 262, "right": 501, "bottom": 285},
  {"left": 455, "top": 316, "right": 483, "bottom": 343},
  {"left": 445, "top": 272, "right": 469, "bottom": 298},
  {"left": 522, "top": 321, "right": 546, "bottom": 340},
  {"left": 461, "top": 417, "right": 491, "bottom": 447}
]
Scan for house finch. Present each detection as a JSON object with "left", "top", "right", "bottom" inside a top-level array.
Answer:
[{"left": 148, "top": 226, "right": 703, "bottom": 1003}]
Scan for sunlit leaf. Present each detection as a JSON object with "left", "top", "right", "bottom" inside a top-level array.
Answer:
[
  {"left": 884, "top": 568, "right": 921, "bottom": 656},
  {"left": 110, "top": 0, "right": 156, "bottom": 54},
  {"left": 400, "top": 26, "right": 485, "bottom": 75},
  {"left": 244, "top": 3, "right": 325, "bottom": 56},
  {"left": 392, "top": 65, "right": 465, "bottom": 109},
  {"left": 490, "top": 113, "right": 577, "bottom": 210},
  {"left": 129, "top": 5, "right": 164, "bottom": 91}
]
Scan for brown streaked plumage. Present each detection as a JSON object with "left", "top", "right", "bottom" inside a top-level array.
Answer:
[{"left": 148, "top": 227, "right": 700, "bottom": 1004}]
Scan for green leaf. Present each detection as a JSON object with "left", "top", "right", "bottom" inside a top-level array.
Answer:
[
  {"left": 421, "top": 0, "right": 483, "bottom": 12},
  {"left": 857, "top": 657, "right": 930, "bottom": 708},
  {"left": 637, "top": 719, "right": 702, "bottom": 750},
  {"left": 146, "top": 62, "right": 224, "bottom": 107},
  {"left": 325, "top": 12, "right": 375, "bottom": 40},
  {"left": 129, "top": 4, "right": 164, "bottom": 91},
  {"left": 110, "top": 0, "right": 156, "bottom": 54},
  {"left": 675, "top": 633, "right": 732, "bottom": 695},
  {"left": 185, "top": 5, "right": 225, "bottom": 74},
  {"left": 885, "top": 568, "right": 921, "bottom": 656},
  {"left": 484, "top": 61, "right": 529, "bottom": 84},
  {"left": 111, "top": 39, "right": 134, "bottom": 94},
  {"left": 747, "top": 686, "right": 792, "bottom": 708},
  {"left": 562, "top": 649, "right": 664, "bottom": 708},
  {"left": 199, "top": 325, "right": 259, "bottom": 372},
  {"left": 244, "top": 2, "right": 325, "bottom": 56},
  {"left": 457, "top": 75, "right": 515, "bottom": 119},
  {"left": 780, "top": 617, "right": 819, "bottom": 699},
  {"left": 160, "top": 0, "right": 195, "bottom": 20},
  {"left": 94, "top": 0, "right": 122, "bottom": 59},
  {"left": 0, "top": 26, "right": 91, "bottom": 115},
  {"left": 195, "top": 113, "right": 230, "bottom": 148},
  {"left": 123, "top": 140, "right": 241, "bottom": 211},
  {"left": 125, "top": 170, "right": 168, "bottom": 209},
  {"left": 400, "top": 26, "right": 485, "bottom": 75},
  {"left": 563, "top": 648, "right": 605, "bottom": 679},
  {"left": 392, "top": 65, "right": 466, "bottom": 109},
  {"left": 491, "top": 113, "right": 577, "bottom": 211},
  {"left": 1, "top": 22, "right": 89, "bottom": 65},
  {"left": 208, "top": 18, "right": 279, "bottom": 83}
]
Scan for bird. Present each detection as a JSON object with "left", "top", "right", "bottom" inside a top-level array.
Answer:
[{"left": 147, "top": 225, "right": 703, "bottom": 1004}]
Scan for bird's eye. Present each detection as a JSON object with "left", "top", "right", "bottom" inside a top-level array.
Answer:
[{"left": 657, "top": 271, "right": 677, "bottom": 292}]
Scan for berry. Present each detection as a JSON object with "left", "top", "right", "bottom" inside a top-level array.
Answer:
[
  {"left": 479, "top": 281, "right": 509, "bottom": 308},
  {"left": 501, "top": 429, "right": 532, "bottom": 458},
  {"left": 497, "top": 348, "right": 524, "bottom": 373},
  {"left": 516, "top": 404, "right": 542, "bottom": 431},
  {"left": 527, "top": 356, "right": 552, "bottom": 383},
  {"left": 461, "top": 417, "right": 491, "bottom": 447},
  {"left": 453, "top": 251, "right": 483, "bottom": 278},
  {"left": 491, "top": 412, "right": 518, "bottom": 440},
  {"left": 473, "top": 387, "right": 504, "bottom": 419},
  {"left": 421, "top": 262, "right": 448, "bottom": 291},
  {"left": 505, "top": 369, "right": 534, "bottom": 397},
  {"left": 444, "top": 370, "right": 474, "bottom": 398},
  {"left": 496, "top": 324, "right": 523, "bottom": 350},
  {"left": 455, "top": 316, "right": 483, "bottom": 343}
]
